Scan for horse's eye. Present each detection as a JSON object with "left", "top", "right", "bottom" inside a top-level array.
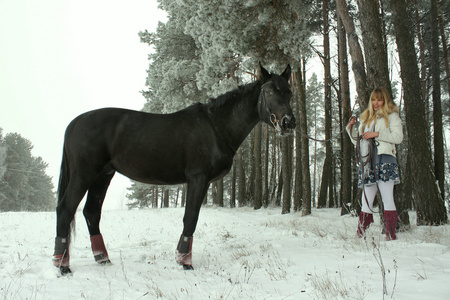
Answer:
[{"left": 265, "top": 90, "right": 273, "bottom": 96}]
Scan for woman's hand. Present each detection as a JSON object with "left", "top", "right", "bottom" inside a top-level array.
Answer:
[
  {"left": 362, "top": 131, "right": 379, "bottom": 140},
  {"left": 347, "top": 116, "right": 357, "bottom": 130}
]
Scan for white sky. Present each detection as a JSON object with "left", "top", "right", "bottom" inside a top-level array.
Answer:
[{"left": 0, "top": 0, "right": 167, "bottom": 209}]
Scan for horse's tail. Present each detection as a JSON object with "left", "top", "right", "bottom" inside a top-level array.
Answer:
[
  {"left": 57, "top": 146, "right": 69, "bottom": 204},
  {"left": 57, "top": 146, "right": 76, "bottom": 238}
]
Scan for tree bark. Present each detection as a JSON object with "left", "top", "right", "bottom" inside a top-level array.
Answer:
[
  {"left": 163, "top": 186, "right": 169, "bottom": 208},
  {"left": 217, "top": 178, "right": 224, "bottom": 207},
  {"left": 281, "top": 135, "right": 292, "bottom": 214},
  {"left": 338, "top": 15, "right": 353, "bottom": 214},
  {"left": 318, "top": 0, "right": 333, "bottom": 209},
  {"left": 414, "top": 0, "right": 428, "bottom": 106},
  {"left": 297, "top": 63, "right": 312, "bottom": 216},
  {"left": 294, "top": 88, "right": 303, "bottom": 212},
  {"left": 398, "top": 149, "right": 412, "bottom": 230},
  {"left": 230, "top": 157, "right": 236, "bottom": 208},
  {"left": 390, "top": 0, "right": 448, "bottom": 225},
  {"left": 254, "top": 123, "right": 263, "bottom": 209},
  {"left": 237, "top": 148, "right": 246, "bottom": 207},
  {"left": 356, "top": 0, "right": 391, "bottom": 93},
  {"left": 438, "top": 0, "right": 450, "bottom": 99},
  {"left": 247, "top": 132, "right": 255, "bottom": 205},
  {"left": 269, "top": 131, "right": 279, "bottom": 205},
  {"left": 263, "top": 124, "right": 270, "bottom": 207},
  {"left": 335, "top": 0, "right": 369, "bottom": 108},
  {"left": 430, "top": 0, "right": 445, "bottom": 201}
]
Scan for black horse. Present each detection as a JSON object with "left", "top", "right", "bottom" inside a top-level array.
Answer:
[{"left": 53, "top": 64, "right": 295, "bottom": 275}]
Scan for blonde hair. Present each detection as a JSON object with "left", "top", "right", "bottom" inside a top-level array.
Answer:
[{"left": 360, "top": 87, "right": 398, "bottom": 129}]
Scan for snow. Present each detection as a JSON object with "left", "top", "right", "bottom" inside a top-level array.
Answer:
[{"left": 1, "top": 207, "right": 449, "bottom": 299}]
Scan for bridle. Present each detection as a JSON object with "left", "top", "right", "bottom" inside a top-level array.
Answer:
[{"left": 258, "top": 82, "right": 293, "bottom": 134}]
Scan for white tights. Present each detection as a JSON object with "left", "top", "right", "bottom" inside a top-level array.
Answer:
[{"left": 361, "top": 181, "right": 396, "bottom": 213}]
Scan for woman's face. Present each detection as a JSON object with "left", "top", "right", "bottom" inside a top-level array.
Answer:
[{"left": 371, "top": 97, "right": 384, "bottom": 112}]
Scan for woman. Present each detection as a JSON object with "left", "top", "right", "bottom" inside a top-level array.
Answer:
[{"left": 347, "top": 87, "right": 403, "bottom": 240}]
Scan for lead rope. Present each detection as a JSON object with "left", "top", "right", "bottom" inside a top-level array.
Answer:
[
  {"left": 293, "top": 99, "right": 359, "bottom": 143},
  {"left": 353, "top": 124, "right": 383, "bottom": 214}
]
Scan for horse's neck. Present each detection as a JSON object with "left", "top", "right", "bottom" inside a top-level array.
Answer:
[{"left": 210, "top": 83, "right": 261, "bottom": 153}]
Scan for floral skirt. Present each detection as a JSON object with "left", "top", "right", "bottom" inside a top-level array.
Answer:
[{"left": 358, "top": 152, "right": 400, "bottom": 188}]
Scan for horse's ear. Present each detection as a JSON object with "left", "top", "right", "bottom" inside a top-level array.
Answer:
[
  {"left": 281, "top": 65, "right": 291, "bottom": 81},
  {"left": 258, "top": 62, "right": 271, "bottom": 80}
]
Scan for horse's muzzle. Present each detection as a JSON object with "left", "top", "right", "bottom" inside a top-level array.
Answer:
[{"left": 281, "top": 115, "right": 296, "bottom": 130}]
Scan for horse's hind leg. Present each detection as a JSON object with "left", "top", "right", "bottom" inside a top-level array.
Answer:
[
  {"left": 83, "top": 170, "right": 115, "bottom": 264},
  {"left": 54, "top": 177, "right": 90, "bottom": 274}
]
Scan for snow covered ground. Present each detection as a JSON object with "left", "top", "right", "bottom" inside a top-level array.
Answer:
[{"left": 0, "top": 207, "right": 449, "bottom": 299}]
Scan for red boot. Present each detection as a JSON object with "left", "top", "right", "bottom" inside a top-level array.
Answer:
[
  {"left": 90, "top": 234, "right": 111, "bottom": 264},
  {"left": 176, "top": 235, "right": 193, "bottom": 270},
  {"left": 384, "top": 210, "right": 398, "bottom": 240},
  {"left": 357, "top": 212, "right": 374, "bottom": 238}
]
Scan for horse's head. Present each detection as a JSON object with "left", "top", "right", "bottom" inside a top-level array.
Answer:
[{"left": 257, "top": 63, "right": 296, "bottom": 136}]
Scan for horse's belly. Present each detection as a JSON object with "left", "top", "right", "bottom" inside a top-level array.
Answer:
[{"left": 111, "top": 157, "right": 187, "bottom": 185}]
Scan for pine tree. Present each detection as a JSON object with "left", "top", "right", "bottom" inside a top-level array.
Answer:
[
  {"left": 0, "top": 132, "right": 55, "bottom": 211},
  {"left": 128, "top": 0, "right": 316, "bottom": 210},
  {"left": 430, "top": 0, "right": 445, "bottom": 201},
  {"left": 390, "top": 0, "right": 448, "bottom": 225}
]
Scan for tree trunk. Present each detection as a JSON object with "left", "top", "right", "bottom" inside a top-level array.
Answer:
[
  {"left": 153, "top": 186, "right": 158, "bottom": 208},
  {"left": 163, "top": 186, "right": 169, "bottom": 208},
  {"left": 254, "top": 123, "right": 263, "bottom": 209},
  {"left": 398, "top": 149, "right": 412, "bottom": 230},
  {"left": 281, "top": 135, "right": 292, "bottom": 214},
  {"left": 230, "top": 157, "right": 236, "bottom": 208},
  {"left": 414, "top": 0, "right": 428, "bottom": 105},
  {"left": 318, "top": 0, "right": 333, "bottom": 209},
  {"left": 276, "top": 169, "right": 283, "bottom": 207},
  {"left": 329, "top": 157, "right": 335, "bottom": 208},
  {"left": 357, "top": 0, "right": 391, "bottom": 93},
  {"left": 294, "top": 88, "right": 303, "bottom": 212},
  {"left": 217, "top": 178, "right": 224, "bottom": 207},
  {"left": 297, "top": 63, "right": 312, "bottom": 216},
  {"left": 237, "top": 148, "right": 246, "bottom": 207},
  {"left": 335, "top": 0, "right": 369, "bottom": 108},
  {"left": 430, "top": 0, "right": 445, "bottom": 201},
  {"left": 263, "top": 124, "right": 270, "bottom": 207},
  {"left": 247, "top": 132, "right": 256, "bottom": 205},
  {"left": 212, "top": 182, "right": 218, "bottom": 205},
  {"left": 338, "top": 15, "right": 353, "bottom": 214},
  {"left": 438, "top": 0, "right": 450, "bottom": 99},
  {"left": 269, "top": 131, "right": 278, "bottom": 205},
  {"left": 390, "top": 0, "right": 448, "bottom": 225}
]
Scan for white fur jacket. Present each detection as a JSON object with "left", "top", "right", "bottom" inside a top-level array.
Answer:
[{"left": 346, "top": 112, "right": 403, "bottom": 157}]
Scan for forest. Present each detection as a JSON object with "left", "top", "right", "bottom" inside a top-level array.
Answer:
[
  {"left": 0, "top": 129, "right": 56, "bottom": 211},
  {"left": 126, "top": 0, "right": 449, "bottom": 227}
]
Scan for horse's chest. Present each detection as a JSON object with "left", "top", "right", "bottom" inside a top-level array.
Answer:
[{"left": 188, "top": 142, "right": 233, "bottom": 176}]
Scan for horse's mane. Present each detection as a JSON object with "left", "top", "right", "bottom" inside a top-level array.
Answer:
[{"left": 207, "top": 80, "right": 261, "bottom": 109}]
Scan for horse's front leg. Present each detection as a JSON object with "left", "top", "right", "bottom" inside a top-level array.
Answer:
[{"left": 177, "top": 176, "right": 209, "bottom": 270}]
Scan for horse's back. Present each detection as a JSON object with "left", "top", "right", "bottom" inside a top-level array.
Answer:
[{"left": 63, "top": 106, "right": 224, "bottom": 185}]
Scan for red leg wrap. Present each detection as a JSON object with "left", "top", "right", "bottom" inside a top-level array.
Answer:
[
  {"left": 176, "top": 235, "right": 193, "bottom": 270},
  {"left": 90, "top": 234, "right": 110, "bottom": 264},
  {"left": 53, "top": 237, "right": 70, "bottom": 268}
]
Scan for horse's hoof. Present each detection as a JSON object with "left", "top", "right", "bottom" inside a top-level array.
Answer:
[
  {"left": 60, "top": 266, "right": 72, "bottom": 276},
  {"left": 183, "top": 264, "right": 194, "bottom": 270},
  {"left": 98, "top": 259, "right": 112, "bottom": 265}
]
